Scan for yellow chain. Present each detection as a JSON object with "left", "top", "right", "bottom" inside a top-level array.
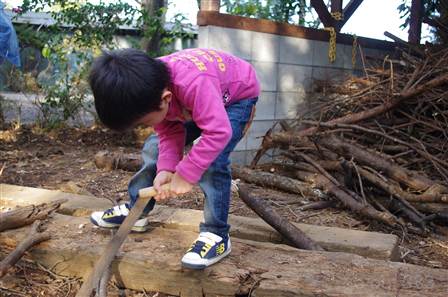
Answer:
[
  {"left": 323, "top": 12, "right": 343, "bottom": 64},
  {"left": 324, "top": 27, "right": 337, "bottom": 63},
  {"left": 330, "top": 11, "right": 344, "bottom": 21},
  {"left": 352, "top": 34, "right": 358, "bottom": 68}
]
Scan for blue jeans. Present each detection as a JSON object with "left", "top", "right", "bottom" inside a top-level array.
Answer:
[{"left": 128, "top": 97, "right": 258, "bottom": 238}]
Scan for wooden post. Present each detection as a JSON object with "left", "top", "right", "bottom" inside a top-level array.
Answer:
[
  {"left": 409, "top": 0, "right": 423, "bottom": 44},
  {"left": 200, "top": 0, "right": 220, "bottom": 12},
  {"left": 331, "top": 0, "right": 343, "bottom": 14}
]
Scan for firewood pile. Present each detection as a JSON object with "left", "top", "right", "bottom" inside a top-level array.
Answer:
[{"left": 237, "top": 46, "right": 448, "bottom": 234}]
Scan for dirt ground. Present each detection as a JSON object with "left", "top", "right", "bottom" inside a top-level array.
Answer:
[{"left": 1, "top": 124, "right": 448, "bottom": 297}]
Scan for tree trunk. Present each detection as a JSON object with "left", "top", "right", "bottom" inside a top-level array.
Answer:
[{"left": 141, "top": 0, "right": 167, "bottom": 55}]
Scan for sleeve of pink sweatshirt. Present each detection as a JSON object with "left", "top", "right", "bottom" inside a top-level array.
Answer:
[{"left": 155, "top": 74, "right": 232, "bottom": 184}]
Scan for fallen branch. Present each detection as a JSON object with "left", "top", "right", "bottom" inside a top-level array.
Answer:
[
  {"left": 238, "top": 184, "right": 323, "bottom": 251},
  {"left": 0, "top": 220, "right": 50, "bottom": 278},
  {"left": 232, "top": 165, "right": 324, "bottom": 199},
  {"left": 318, "top": 135, "right": 448, "bottom": 198},
  {"left": 293, "top": 161, "right": 399, "bottom": 227},
  {"left": 0, "top": 199, "right": 67, "bottom": 232}
]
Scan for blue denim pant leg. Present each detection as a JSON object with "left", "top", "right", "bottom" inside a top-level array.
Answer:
[
  {"left": 127, "top": 134, "right": 159, "bottom": 216},
  {"left": 199, "top": 98, "right": 257, "bottom": 238}
]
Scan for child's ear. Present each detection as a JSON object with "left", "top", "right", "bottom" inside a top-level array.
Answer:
[{"left": 161, "top": 88, "right": 172, "bottom": 105}]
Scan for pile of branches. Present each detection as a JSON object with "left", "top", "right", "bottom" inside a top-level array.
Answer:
[{"left": 243, "top": 46, "right": 448, "bottom": 234}]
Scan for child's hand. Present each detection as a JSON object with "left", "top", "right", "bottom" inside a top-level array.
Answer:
[
  {"left": 169, "top": 172, "right": 193, "bottom": 196},
  {"left": 154, "top": 172, "right": 193, "bottom": 201},
  {"left": 153, "top": 171, "right": 173, "bottom": 200}
]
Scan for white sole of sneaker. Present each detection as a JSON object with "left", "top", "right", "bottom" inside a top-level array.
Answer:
[
  {"left": 181, "top": 245, "right": 232, "bottom": 270},
  {"left": 90, "top": 216, "right": 149, "bottom": 233}
]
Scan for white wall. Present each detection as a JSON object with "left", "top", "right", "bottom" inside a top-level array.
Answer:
[{"left": 198, "top": 25, "right": 388, "bottom": 164}]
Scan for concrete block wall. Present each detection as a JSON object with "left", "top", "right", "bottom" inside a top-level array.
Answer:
[{"left": 199, "top": 25, "right": 390, "bottom": 164}]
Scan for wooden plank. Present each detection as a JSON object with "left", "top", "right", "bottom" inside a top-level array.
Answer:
[
  {"left": 0, "top": 183, "right": 112, "bottom": 216},
  {"left": 150, "top": 207, "right": 400, "bottom": 261},
  {"left": 197, "top": 11, "right": 395, "bottom": 51},
  {"left": 0, "top": 214, "right": 446, "bottom": 297},
  {"left": 0, "top": 184, "right": 400, "bottom": 260}
]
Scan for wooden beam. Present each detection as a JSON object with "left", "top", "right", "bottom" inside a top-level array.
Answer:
[
  {"left": 310, "top": 0, "right": 335, "bottom": 27},
  {"left": 409, "top": 0, "right": 423, "bottom": 44},
  {"left": 340, "top": 0, "right": 364, "bottom": 28},
  {"left": 331, "top": 0, "right": 343, "bottom": 14},
  {"left": 1, "top": 214, "right": 447, "bottom": 296}
]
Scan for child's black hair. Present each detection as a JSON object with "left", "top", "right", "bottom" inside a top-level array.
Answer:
[{"left": 89, "top": 48, "right": 170, "bottom": 131}]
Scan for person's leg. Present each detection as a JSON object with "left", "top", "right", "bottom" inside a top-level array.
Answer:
[
  {"left": 199, "top": 98, "right": 257, "bottom": 237},
  {"left": 182, "top": 97, "right": 257, "bottom": 269},
  {"left": 91, "top": 122, "right": 202, "bottom": 231}
]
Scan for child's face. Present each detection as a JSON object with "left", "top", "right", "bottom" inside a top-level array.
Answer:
[{"left": 136, "top": 89, "right": 171, "bottom": 127}]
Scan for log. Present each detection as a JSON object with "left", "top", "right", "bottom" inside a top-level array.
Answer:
[
  {"left": 94, "top": 151, "right": 142, "bottom": 172},
  {"left": 238, "top": 185, "right": 323, "bottom": 251},
  {"left": 0, "top": 199, "right": 67, "bottom": 232},
  {"left": 318, "top": 135, "right": 448, "bottom": 200},
  {"left": 0, "top": 220, "right": 50, "bottom": 278},
  {"left": 295, "top": 170, "right": 399, "bottom": 227},
  {"left": 232, "top": 165, "right": 324, "bottom": 198}
]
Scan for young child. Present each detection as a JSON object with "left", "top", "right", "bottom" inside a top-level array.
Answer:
[{"left": 89, "top": 48, "right": 259, "bottom": 269}]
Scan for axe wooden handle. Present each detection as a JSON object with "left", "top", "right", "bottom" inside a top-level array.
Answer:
[{"left": 76, "top": 184, "right": 169, "bottom": 297}]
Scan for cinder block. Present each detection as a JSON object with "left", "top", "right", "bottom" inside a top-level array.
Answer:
[
  {"left": 278, "top": 64, "right": 313, "bottom": 92},
  {"left": 312, "top": 67, "right": 349, "bottom": 83},
  {"left": 252, "top": 32, "right": 279, "bottom": 62},
  {"left": 252, "top": 61, "right": 278, "bottom": 92},
  {"left": 198, "top": 26, "right": 209, "bottom": 48},
  {"left": 279, "top": 36, "right": 314, "bottom": 66},
  {"left": 246, "top": 120, "right": 274, "bottom": 150},
  {"left": 343, "top": 44, "right": 363, "bottom": 70},
  {"left": 253, "top": 91, "right": 276, "bottom": 120},
  {"left": 208, "top": 26, "right": 252, "bottom": 60},
  {"left": 234, "top": 132, "right": 247, "bottom": 151},
  {"left": 246, "top": 148, "right": 275, "bottom": 164},
  {"left": 275, "top": 91, "right": 307, "bottom": 119},
  {"left": 313, "top": 40, "right": 345, "bottom": 68},
  {"left": 230, "top": 150, "right": 248, "bottom": 165}
]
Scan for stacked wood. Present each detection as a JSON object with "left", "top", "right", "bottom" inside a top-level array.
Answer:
[{"left": 249, "top": 46, "right": 448, "bottom": 233}]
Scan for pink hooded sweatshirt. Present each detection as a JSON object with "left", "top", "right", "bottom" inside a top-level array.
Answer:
[{"left": 155, "top": 48, "right": 260, "bottom": 184}]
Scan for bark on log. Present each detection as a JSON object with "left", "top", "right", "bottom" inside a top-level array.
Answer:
[
  {"left": 295, "top": 170, "right": 399, "bottom": 227},
  {"left": 232, "top": 166, "right": 324, "bottom": 199},
  {"left": 0, "top": 220, "right": 50, "bottom": 278},
  {"left": 318, "top": 135, "right": 448, "bottom": 200},
  {"left": 238, "top": 184, "right": 323, "bottom": 251},
  {"left": 0, "top": 199, "right": 67, "bottom": 232},
  {"left": 94, "top": 151, "right": 142, "bottom": 172}
]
